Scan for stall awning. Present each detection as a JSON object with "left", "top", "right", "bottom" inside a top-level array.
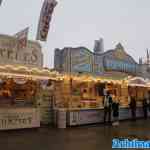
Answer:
[
  {"left": 128, "top": 77, "right": 149, "bottom": 87},
  {"left": 61, "top": 72, "right": 128, "bottom": 84},
  {"left": 0, "top": 65, "right": 60, "bottom": 80}
]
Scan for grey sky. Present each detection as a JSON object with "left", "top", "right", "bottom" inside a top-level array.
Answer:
[{"left": 0, "top": 0, "right": 150, "bottom": 67}]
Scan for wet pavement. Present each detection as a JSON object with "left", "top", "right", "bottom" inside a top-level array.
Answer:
[{"left": 0, "top": 119, "right": 150, "bottom": 150}]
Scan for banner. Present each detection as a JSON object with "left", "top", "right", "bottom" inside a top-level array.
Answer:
[
  {"left": 0, "top": 108, "right": 40, "bottom": 130},
  {"left": 14, "top": 27, "right": 29, "bottom": 49},
  {"left": 36, "top": 0, "right": 57, "bottom": 41}
]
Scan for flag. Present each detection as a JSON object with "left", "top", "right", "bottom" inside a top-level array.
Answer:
[
  {"left": 36, "top": 0, "right": 57, "bottom": 41},
  {"left": 14, "top": 27, "right": 29, "bottom": 49}
]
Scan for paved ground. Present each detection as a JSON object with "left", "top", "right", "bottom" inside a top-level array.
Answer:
[{"left": 0, "top": 119, "right": 150, "bottom": 150}]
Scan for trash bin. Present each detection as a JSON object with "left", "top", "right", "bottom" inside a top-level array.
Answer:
[{"left": 57, "top": 109, "right": 66, "bottom": 128}]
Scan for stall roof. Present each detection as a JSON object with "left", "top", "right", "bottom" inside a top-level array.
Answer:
[
  {"left": 61, "top": 73, "right": 128, "bottom": 84},
  {"left": 0, "top": 65, "right": 60, "bottom": 80},
  {"left": 96, "top": 72, "right": 129, "bottom": 80},
  {"left": 128, "top": 77, "right": 150, "bottom": 87}
]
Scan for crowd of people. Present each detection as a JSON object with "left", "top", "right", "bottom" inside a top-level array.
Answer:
[{"left": 103, "top": 90, "right": 150, "bottom": 126}]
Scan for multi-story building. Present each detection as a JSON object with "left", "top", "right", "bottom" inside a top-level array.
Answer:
[{"left": 54, "top": 40, "right": 147, "bottom": 78}]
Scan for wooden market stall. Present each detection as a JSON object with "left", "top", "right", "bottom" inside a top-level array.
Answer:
[
  {"left": 124, "top": 77, "right": 150, "bottom": 119},
  {"left": 53, "top": 73, "right": 132, "bottom": 126},
  {"left": 128, "top": 77, "right": 149, "bottom": 101},
  {"left": 0, "top": 65, "right": 59, "bottom": 130},
  {"left": 53, "top": 73, "right": 150, "bottom": 127}
]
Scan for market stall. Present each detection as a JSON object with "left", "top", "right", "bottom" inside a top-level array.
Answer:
[
  {"left": 127, "top": 77, "right": 150, "bottom": 119},
  {"left": 53, "top": 74, "right": 150, "bottom": 127},
  {"left": 53, "top": 73, "right": 131, "bottom": 126},
  {"left": 128, "top": 77, "right": 149, "bottom": 102},
  {"left": 0, "top": 65, "right": 58, "bottom": 130}
]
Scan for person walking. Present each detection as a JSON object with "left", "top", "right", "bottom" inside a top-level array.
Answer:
[
  {"left": 103, "top": 91, "right": 113, "bottom": 124},
  {"left": 129, "top": 97, "right": 136, "bottom": 121},
  {"left": 112, "top": 97, "right": 119, "bottom": 126}
]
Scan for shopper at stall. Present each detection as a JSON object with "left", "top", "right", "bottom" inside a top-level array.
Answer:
[
  {"left": 129, "top": 97, "right": 136, "bottom": 121},
  {"left": 112, "top": 97, "right": 119, "bottom": 126},
  {"left": 103, "top": 91, "right": 113, "bottom": 124},
  {"left": 142, "top": 98, "right": 148, "bottom": 119}
]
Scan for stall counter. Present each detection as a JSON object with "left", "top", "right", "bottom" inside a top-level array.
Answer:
[{"left": 66, "top": 106, "right": 147, "bottom": 126}]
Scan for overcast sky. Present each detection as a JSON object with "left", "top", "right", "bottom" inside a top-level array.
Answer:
[{"left": 0, "top": 0, "right": 150, "bottom": 67}]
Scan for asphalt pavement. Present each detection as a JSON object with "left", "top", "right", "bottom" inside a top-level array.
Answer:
[{"left": 0, "top": 119, "right": 150, "bottom": 150}]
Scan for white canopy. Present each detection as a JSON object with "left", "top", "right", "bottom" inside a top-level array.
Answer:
[{"left": 128, "top": 77, "right": 149, "bottom": 87}]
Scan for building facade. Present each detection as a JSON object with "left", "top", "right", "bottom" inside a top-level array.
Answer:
[{"left": 54, "top": 42, "right": 150, "bottom": 78}]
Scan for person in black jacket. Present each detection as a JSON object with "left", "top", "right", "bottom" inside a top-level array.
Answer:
[
  {"left": 129, "top": 97, "right": 136, "bottom": 121},
  {"left": 103, "top": 91, "right": 113, "bottom": 124},
  {"left": 143, "top": 98, "right": 148, "bottom": 119},
  {"left": 112, "top": 97, "right": 119, "bottom": 126}
]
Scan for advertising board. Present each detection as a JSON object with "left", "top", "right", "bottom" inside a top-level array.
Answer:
[
  {"left": 0, "top": 108, "right": 40, "bottom": 130},
  {"left": 0, "top": 35, "right": 43, "bottom": 67}
]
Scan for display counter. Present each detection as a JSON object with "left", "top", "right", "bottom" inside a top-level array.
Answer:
[
  {"left": 0, "top": 107, "right": 40, "bottom": 130},
  {"left": 66, "top": 106, "right": 148, "bottom": 126}
]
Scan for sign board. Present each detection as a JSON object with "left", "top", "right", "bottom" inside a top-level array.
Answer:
[
  {"left": 0, "top": 34, "right": 43, "bottom": 67},
  {"left": 0, "top": 108, "right": 40, "bottom": 130}
]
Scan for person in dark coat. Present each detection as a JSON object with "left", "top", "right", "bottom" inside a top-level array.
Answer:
[
  {"left": 143, "top": 98, "right": 148, "bottom": 119},
  {"left": 103, "top": 91, "right": 113, "bottom": 124},
  {"left": 112, "top": 98, "right": 119, "bottom": 126},
  {"left": 129, "top": 97, "right": 136, "bottom": 121},
  {"left": 147, "top": 97, "right": 150, "bottom": 112}
]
